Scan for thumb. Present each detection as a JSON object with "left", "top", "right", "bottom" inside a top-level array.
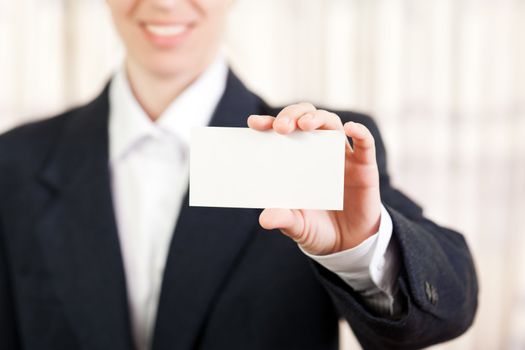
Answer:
[{"left": 259, "top": 208, "right": 304, "bottom": 240}]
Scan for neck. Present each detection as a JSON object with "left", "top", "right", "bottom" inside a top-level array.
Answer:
[{"left": 124, "top": 58, "right": 209, "bottom": 121}]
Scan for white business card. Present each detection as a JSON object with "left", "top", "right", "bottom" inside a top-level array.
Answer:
[{"left": 190, "top": 127, "right": 345, "bottom": 210}]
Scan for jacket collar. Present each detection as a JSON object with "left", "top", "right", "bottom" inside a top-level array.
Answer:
[{"left": 37, "top": 70, "right": 265, "bottom": 350}]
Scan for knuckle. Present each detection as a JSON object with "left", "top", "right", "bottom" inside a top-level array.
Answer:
[
  {"left": 278, "top": 102, "right": 316, "bottom": 119},
  {"left": 329, "top": 112, "right": 342, "bottom": 123},
  {"left": 318, "top": 110, "right": 343, "bottom": 125},
  {"left": 278, "top": 105, "right": 299, "bottom": 117},
  {"left": 358, "top": 123, "right": 370, "bottom": 135}
]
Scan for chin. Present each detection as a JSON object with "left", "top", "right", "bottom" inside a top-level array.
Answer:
[{"left": 145, "top": 55, "right": 195, "bottom": 78}]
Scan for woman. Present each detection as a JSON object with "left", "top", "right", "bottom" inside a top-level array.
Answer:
[{"left": 0, "top": 0, "right": 478, "bottom": 349}]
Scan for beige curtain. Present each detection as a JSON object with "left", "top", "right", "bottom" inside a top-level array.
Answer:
[{"left": 1, "top": 0, "right": 524, "bottom": 349}]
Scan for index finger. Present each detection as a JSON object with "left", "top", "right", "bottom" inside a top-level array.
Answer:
[{"left": 247, "top": 115, "right": 275, "bottom": 131}]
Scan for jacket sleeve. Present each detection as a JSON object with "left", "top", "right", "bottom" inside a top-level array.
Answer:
[
  {"left": 0, "top": 216, "right": 20, "bottom": 349},
  {"left": 311, "top": 112, "right": 479, "bottom": 349}
]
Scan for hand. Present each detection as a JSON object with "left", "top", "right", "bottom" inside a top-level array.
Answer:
[{"left": 247, "top": 103, "right": 382, "bottom": 255}]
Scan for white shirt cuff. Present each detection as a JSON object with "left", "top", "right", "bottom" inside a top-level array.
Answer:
[{"left": 300, "top": 205, "right": 400, "bottom": 312}]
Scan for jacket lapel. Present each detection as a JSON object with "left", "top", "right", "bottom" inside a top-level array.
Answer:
[
  {"left": 36, "top": 87, "right": 134, "bottom": 350},
  {"left": 151, "top": 71, "right": 264, "bottom": 350},
  {"left": 34, "top": 70, "right": 266, "bottom": 350}
]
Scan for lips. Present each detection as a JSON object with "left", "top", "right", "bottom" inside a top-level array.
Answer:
[{"left": 141, "top": 22, "right": 193, "bottom": 47}]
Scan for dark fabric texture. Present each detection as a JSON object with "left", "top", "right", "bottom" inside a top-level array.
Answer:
[{"left": 0, "top": 71, "right": 478, "bottom": 350}]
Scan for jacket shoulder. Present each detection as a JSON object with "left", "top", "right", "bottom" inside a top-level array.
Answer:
[
  {"left": 0, "top": 107, "right": 82, "bottom": 202},
  {"left": 0, "top": 112, "right": 72, "bottom": 167}
]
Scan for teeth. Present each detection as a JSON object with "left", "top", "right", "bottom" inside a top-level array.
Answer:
[{"left": 145, "top": 24, "right": 188, "bottom": 37}]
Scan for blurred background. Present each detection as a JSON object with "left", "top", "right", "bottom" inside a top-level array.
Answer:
[{"left": 1, "top": 0, "right": 524, "bottom": 349}]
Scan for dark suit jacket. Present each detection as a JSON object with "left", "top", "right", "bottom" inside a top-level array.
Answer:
[{"left": 0, "top": 71, "right": 478, "bottom": 350}]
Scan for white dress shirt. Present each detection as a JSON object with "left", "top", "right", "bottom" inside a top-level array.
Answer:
[{"left": 108, "top": 56, "right": 399, "bottom": 350}]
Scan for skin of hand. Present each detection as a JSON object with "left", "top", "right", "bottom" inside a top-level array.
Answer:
[{"left": 247, "top": 103, "right": 382, "bottom": 256}]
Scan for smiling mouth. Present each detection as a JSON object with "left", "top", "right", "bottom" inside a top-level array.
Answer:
[
  {"left": 144, "top": 24, "right": 190, "bottom": 37},
  {"left": 141, "top": 22, "right": 193, "bottom": 47}
]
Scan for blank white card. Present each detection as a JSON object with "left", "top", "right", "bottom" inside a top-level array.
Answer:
[{"left": 190, "top": 127, "right": 346, "bottom": 210}]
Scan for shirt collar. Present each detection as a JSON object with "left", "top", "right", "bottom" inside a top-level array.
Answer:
[{"left": 109, "top": 56, "right": 229, "bottom": 163}]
